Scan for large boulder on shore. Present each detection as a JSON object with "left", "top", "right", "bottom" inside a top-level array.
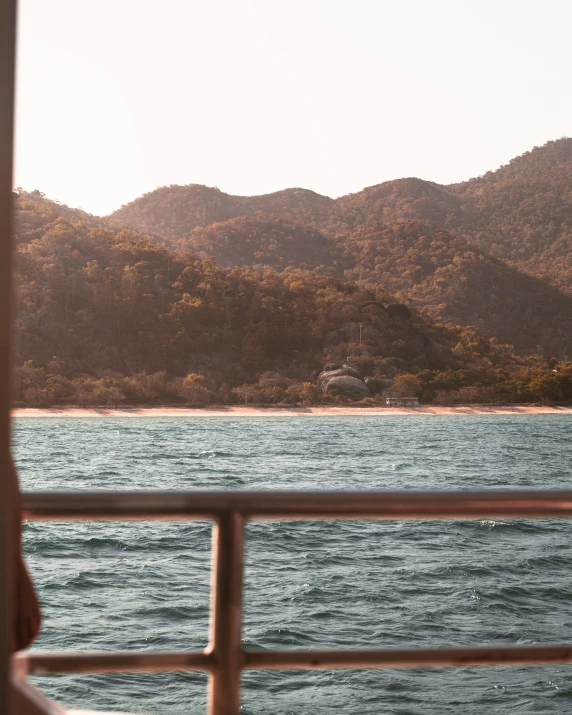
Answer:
[
  {"left": 364, "top": 376, "right": 394, "bottom": 395},
  {"left": 323, "top": 375, "right": 370, "bottom": 400},
  {"left": 317, "top": 363, "right": 368, "bottom": 400},
  {"left": 317, "top": 367, "right": 360, "bottom": 391},
  {"left": 318, "top": 364, "right": 360, "bottom": 382},
  {"left": 323, "top": 362, "right": 342, "bottom": 372}
]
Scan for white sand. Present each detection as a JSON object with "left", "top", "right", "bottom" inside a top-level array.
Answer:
[{"left": 12, "top": 405, "right": 572, "bottom": 417}]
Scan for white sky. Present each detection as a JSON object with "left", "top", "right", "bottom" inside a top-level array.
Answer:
[{"left": 14, "top": 0, "right": 572, "bottom": 216}]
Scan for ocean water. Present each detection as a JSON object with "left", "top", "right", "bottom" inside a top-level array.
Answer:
[{"left": 12, "top": 415, "right": 572, "bottom": 714}]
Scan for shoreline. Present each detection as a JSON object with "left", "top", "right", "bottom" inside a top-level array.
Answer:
[{"left": 11, "top": 404, "right": 572, "bottom": 417}]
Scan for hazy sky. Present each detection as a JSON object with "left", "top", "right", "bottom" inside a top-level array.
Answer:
[{"left": 14, "top": 0, "right": 572, "bottom": 216}]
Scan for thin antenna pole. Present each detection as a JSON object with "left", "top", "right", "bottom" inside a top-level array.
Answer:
[{"left": 0, "top": 0, "right": 17, "bottom": 711}]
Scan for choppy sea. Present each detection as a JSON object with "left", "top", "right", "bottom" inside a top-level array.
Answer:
[{"left": 12, "top": 415, "right": 572, "bottom": 714}]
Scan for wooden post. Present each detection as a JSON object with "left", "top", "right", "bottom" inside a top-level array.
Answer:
[
  {"left": 0, "top": 0, "right": 17, "bottom": 713},
  {"left": 207, "top": 512, "right": 244, "bottom": 715}
]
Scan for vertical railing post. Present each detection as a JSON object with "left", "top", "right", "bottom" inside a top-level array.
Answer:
[{"left": 207, "top": 511, "right": 245, "bottom": 715}]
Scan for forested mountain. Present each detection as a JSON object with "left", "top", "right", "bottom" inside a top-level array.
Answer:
[
  {"left": 16, "top": 190, "right": 526, "bottom": 406},
  {"left": 12, "top": 139, "right": 572, "bottom": 405},
  {"left": 180, "top": 214, "right": 345, "bottom": 275},
  {"left": 326, "top": 178, "right": 466, "bottom": 234},
  {"left": 340, "top": 220, "right": 572, "bottom": 356},
  {"left": 109, "top": 139, "right": 572, "bottom": 293},
  {"left": 103, "top": 139, "right": 572, "bottom": 359},
  {"left": 160, "top": 211, "right": 572, "bottom": 355},
  {"left": 110, "top": 185, "right": 333, "bottom": 238},
  {"left": 328, "top": 138, "right": 572, "bottom": 291},
  {"left": 15, "top": 189, "right": 109, "bottom": 246},
  {"left": 452, "top": 138, "right": 572, "bottom": 291}
]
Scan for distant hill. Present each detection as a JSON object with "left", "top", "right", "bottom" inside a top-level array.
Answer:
[
  {"left": 108, "top": 139, "right": 572, "bottom": 295},
  {"left": 181, "top": 214, "right": 345, "bottom": 275},
  {"left": 102, "top": 140, "right": 572, "bottom": 356},
  {"left": 14, "top": 187, "right": 572, "bottom": 406},
  {"left": 326, "top": 177, "right": 468, "bottom": 234},
  {"left": 452, "top": 138, "right": 572, "bottom": 291},
  {"left": 16, "top": 190, "right": 523, "bottom": 406},
  {"left": 14, "top": 138, "right": 572, "bottom": 371},
  {"left": 342, "top": 220, "right": 572, "bottom": 356},
  {"left": 14, "top": 189, "right": 110, "bottom": 246},
  {"left": 110, "top": 185, "right": 333, "bottom": 238},
  {"left": 328, "top": 138, "right": 572, "bottom": 291},
  {"left": 161, "top": 209, "right": 572, "bottom": 355}
]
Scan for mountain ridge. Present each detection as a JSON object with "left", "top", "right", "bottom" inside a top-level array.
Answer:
[
  {"left": 107, "top": 138, "right": 572, "bottom": 295},
  {"left": 12, "top": 185, "right": 572, "bottom": 406},
  {"left": 16, "top": 138, "right": 572, "bottom": 359}
]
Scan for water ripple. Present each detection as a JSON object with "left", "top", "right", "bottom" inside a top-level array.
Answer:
[{"left": 13, "top": 414, "right": 572, "bottom": 714}]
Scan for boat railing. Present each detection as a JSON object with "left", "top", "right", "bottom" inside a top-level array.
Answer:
[{"left": 14, "top": 489, "right": 572, "bottom": 715}]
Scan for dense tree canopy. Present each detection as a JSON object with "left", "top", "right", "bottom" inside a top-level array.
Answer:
[
  {"left": 17, "top": 190, "right": 561, "bottom": 407},
  {"left": 339, "top": 219, "right": 572, "bottom": 356},
  {"left": 109, "top": 139, "right": 572, "bottom": 298},
  {"left": 110, "top": 185, "right": 333, "bottom": 238},
  {"left": 104, "top": 139, "right": 572, "bottom": 357},
  {"left": 13, "top": 138, "right": 572, "bottom": 406},
  {"left": 180, "top": 214, "right": 345, "bottom": 275}
]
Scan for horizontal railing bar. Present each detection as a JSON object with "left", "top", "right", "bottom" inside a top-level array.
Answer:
[
  {"left": 22, "top": 490, "right": 572, "bottom": 521},
  {"left": 20, "top": 644, "right": 572, "bottom": 674},
  {"left": 245, "top": 644, "right": 572, "bottom": 669},
  {"left": 18, "top": 650, "right": 213, "bottom": 674}
]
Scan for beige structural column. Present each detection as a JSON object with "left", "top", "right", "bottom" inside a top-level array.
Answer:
[{"left": 0, "top": 0, "right": 17, "bottom": 713}]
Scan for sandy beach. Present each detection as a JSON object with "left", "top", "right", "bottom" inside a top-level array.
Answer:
[{"left": 12, "top": 404, "right": 572, "bottom": 417}]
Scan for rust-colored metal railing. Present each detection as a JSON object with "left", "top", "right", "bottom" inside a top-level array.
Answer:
[{"left": 16, "top": 489, "right": 572, "bottom": 714}]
